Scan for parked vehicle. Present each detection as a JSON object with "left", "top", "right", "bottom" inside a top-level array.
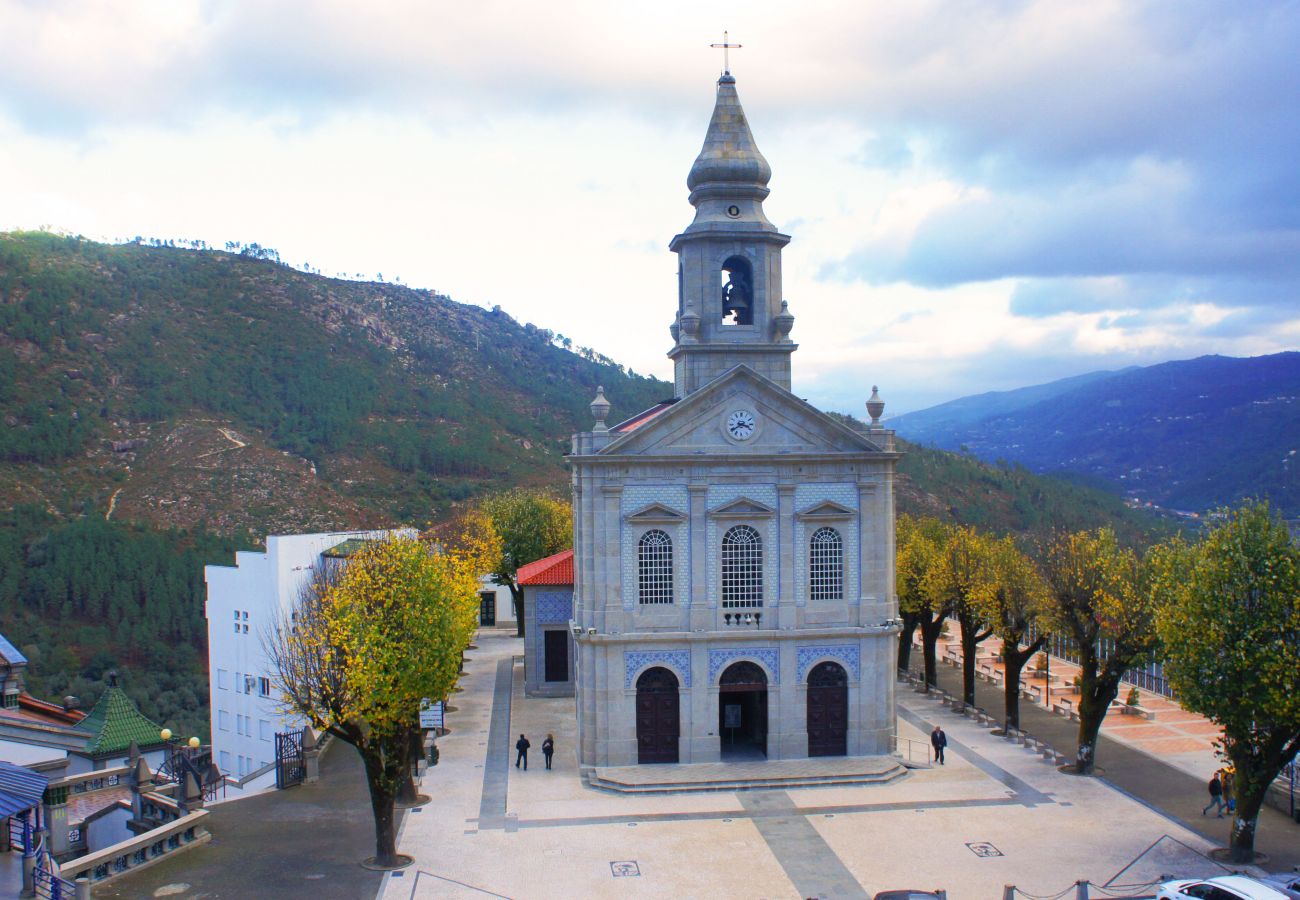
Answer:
[
  {"left": 1157, "top": 875, "right": 1293, "bottom": 900},
  {"left": 1257, "top": 874, "right": 1300, "bottom": 900}
]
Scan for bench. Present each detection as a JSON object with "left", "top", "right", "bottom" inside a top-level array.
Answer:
[
  {"left": 1026, "top": 684, "right": 1044, "bottom": 703},
  {"left": 1047, "top": 684, "right": 1074, "bottom": 697},
  {"left": 1052, "top": 698, "right": 1080, "bottom": 722},
  {"left": 1120, "top": 704, "right": 1156, "bottom": 720}
]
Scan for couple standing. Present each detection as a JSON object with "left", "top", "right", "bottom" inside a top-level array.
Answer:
[{"left": 514, "top": 733, "right": 556, "bottom": 770}]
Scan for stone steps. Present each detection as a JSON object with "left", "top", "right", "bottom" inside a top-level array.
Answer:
[{"left": 585, "top": 758, "right": 909, "bottom": 795}]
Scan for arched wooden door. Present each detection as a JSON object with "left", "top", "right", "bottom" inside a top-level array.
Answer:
[
  {"left": 636, "top": 667, "right": 680, "bottom": 764},
  {"left": 807, "top": 661, "right": 848, "bottom": 757}
]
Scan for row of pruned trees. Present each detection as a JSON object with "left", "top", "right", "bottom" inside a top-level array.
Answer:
[{"left": 897, "top": 502, "right": 1300, "bottom": 862}]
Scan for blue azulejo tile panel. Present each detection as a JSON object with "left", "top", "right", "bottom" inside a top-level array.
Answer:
[
  {"left": 624, "top": 649, "right": 691, "bottom": 688},
  {"left": 708, "top": 647, "right": 780, "bottom": 684},
  {"left": 536, "top": 591, "right": 573, "bottom": 625},
  {"left": 796, "top": 644, "right": 861, "bottom": 681}
]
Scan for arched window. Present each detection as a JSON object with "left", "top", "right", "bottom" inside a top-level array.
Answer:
[
  {"left": 720, "top": 256, "right": 754, "bottom": 325},
  {"left": 722, "top": 525, "right": 763, "bottom": 608},
  {"left": 809, "top": 527, "right": 843, "bottom": 602},
  {"left": 638, "top": 530, "right": 674, "bottom": 605}
]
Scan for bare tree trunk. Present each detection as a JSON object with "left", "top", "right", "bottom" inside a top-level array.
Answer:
[
  {"left": 999, "top": 636, "right": 1045, "bottom": 732},
  {"left": 511, "top": 584, "right": 525, "bottom": 637},
  {"left": 957, "top": 617, "right": 991, "bottom": 707},
  {"left": 1229, "top": 792, "right": 1262, "bottom": 863},
  {"left": 361, "top": 747, "right": 402, "bottom": 867},
  {"left": 1074, "top": 669, "right": 1121, "bottom": 775},
  {"left": 920, "top": 613, "right": 946, "bottom": 691},
  {"left": 897, "top": 612, "right": 920, "bottom": 674}
]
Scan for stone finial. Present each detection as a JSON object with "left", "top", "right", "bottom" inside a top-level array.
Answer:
[
  {"left": 301, "top": 726, "right": 318, "bottom": 751},
  {"left": 127, "top": 740, "right": 141, "bottom": 761},
  {"left": 182, "top": 771, "right": 203, "bottom": 806},
  {"left": 133, "top": 756, "right": 152, "bottom": 786},
  {"left": 866, "top": 385, "right": 885, "bottom": 427},
  {"left": 773, "top": 300, "right": 795, "bottom": 341},
  {"left": 590, "top": 386, "right": 611, "bottom": 433}
]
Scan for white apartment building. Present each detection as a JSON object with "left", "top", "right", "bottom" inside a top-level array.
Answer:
[{"left": 204, "top": 530, "right": 406, "bottom": 778}]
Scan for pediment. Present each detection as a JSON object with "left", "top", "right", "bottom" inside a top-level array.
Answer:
[
  {"left": 624, "top": 502, "right": 688, "bottom": 523},
  {"left": 796, "top": 500, "right": 855, "bottom": 520},
  {"left": 598, "top": 366, "right": 885, "bottom": 458},
  {"left": 708, "top": 497, "right": 776, "bottom": 518}
]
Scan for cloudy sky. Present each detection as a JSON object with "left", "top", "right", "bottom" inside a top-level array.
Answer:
[{"left": 3, "top": 1, "right": 1298, "bottom": 415}]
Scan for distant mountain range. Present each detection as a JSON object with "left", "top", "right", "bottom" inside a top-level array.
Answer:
[{"left": 889, "top": 352, "right": 1300, "bottom": 516}]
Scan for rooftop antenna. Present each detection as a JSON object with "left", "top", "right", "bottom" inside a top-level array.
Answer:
[{"left": 710, "top": 30, "right": 742, "bottom": 75}]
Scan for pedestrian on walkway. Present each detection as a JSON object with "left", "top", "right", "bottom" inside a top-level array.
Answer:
[
  {"left": 1202, "top": 772, "right": 1224, "bottom": 817},
  {"left": 542, "top": 733, "right": 555, "bottom": 770},
  {"left": 1222, "top": 767, "right": 1235, "bottom": 814},
  {"left": 931, "top": 726, "right": 947, "bottom": 765},
  {"left": 515, "top": 734, "right": 530, "bottom": 770}
]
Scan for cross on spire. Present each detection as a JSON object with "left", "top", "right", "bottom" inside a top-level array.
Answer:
[{"left": 710, "top": 30, "right": 742, "bottom": 75}]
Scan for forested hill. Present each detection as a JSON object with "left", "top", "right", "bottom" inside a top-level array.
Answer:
[
  {"left": 0, "top": 231, "right": 669, "bottom": 533},
  {"left": 0, "top": 230, "right": 1166, "bottom": 739},
  {"left": 889, "top": 352, "right": 1300, "bottom": 516}
]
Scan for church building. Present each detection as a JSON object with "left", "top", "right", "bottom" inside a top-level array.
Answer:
[{"left": 569, "top": 70, "right": 901, "bottom": 767}]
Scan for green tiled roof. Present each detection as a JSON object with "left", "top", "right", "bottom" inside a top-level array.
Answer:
[
  {"left": 320, "top": 538, "right": 378, "bottom": 559},
  {"left": 75, "top": 686, "right": 165, "bottom": 757}
]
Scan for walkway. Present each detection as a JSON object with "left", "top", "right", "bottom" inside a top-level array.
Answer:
[
  {"left": 92, "top": 737, "right": 398, "bottom": 899},
  {"left": 914, "top": 651, "right": 1300, "bottom": 871},
  {"left": 383, "top": 628, "right": 1254, "bottom": 899}
]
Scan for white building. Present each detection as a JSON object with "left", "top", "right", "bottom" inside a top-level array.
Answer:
[{"left": 204, "top": 530, "right": 405, "bottom": 778}]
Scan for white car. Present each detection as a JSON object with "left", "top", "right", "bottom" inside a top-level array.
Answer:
[
  {"left": 1158, "top": 876, "right": 1294, "bottom": 900},
  {"left": 1257, "top": 874, "right": 1300, "bottom": 900}
]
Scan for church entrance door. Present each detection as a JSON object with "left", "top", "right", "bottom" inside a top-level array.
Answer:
[
  {"left": 806, "top": 661, "right": 848, "bottom": 757},
  {"left": 636, "top": 667, "right": 680, "bottom": 764},
  {"left": 719, "top": 661, "right": 768, "bottom": 760}
]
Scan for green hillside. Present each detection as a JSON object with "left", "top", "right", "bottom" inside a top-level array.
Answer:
[{"left": 0, "top": 231, "right": 1166, "bottom": 736}]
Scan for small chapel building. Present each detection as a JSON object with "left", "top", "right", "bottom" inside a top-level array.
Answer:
[{"left": 568, "top": 70, "right": 902, "bottom": 767}]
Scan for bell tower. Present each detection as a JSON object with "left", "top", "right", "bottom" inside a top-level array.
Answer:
[{"left": 668, "top": 72, "right": 796, "bottom": 397}]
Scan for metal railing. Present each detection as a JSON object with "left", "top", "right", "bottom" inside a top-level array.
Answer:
[{"left": 890, "top": 734, "right": 933, "bottom": 767}]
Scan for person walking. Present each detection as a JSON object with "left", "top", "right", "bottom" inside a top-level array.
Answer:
[
  {"left": 1202, "top": 771, "right": 1224, "bottom": 817},
  {"left": 931, "top": 726, "right": 947, "bottom": 765},
  {"left": 542, "top": 734, "right": 555, "bottom": 770},
  {"left": 515, "top": 734, "right": 531, "bottom": 770},
  {"left": 1222, "top": 768, "right": 1235, "bottom": 815}
]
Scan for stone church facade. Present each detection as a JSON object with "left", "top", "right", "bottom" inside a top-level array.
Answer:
[{"left": 569, "top": 71, "right": 901, "bottom": 768}]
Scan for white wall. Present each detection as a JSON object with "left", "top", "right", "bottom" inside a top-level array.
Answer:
[
  {"left": 477, "top": 577, "right": 515, "bottom": 626},
  {"left": 205, "top": 530, "right": 406, "bottom": 779}
]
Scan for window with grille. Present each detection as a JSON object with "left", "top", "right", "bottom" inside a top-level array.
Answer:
[
  {"left": 638, "top": 529, "right": 674, "bottom": 604},
  {"left": 809, "top": 527, "right": 844, "bottom": 601},
  {"left": 722, "top": 524, "right": 763, "bottom": 608}
]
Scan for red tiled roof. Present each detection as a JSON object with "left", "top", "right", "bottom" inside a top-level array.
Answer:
[
  {"left": 517, "top": 549, "right": 574, "bottom": 586},
  {"left": 19, "top": 694, "right": 86, "bottom": 726},
  {"left": 612, "top": 399, "right": 678, "bottom": 433}
]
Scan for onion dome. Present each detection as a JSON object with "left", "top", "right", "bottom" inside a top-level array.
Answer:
[{"left": 687, "top": 74, "right": 772, "bottom": 193}]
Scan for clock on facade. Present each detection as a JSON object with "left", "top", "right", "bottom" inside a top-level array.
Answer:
[{"left": 726, "top": 409, "right": 757, "bottom": 440}]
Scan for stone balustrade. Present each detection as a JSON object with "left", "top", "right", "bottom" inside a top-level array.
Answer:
[
  {"left": 57, "top": 809, "right": 211, "bottom": 891},
  {"left": 43, "top": 766, "right": 132, "bottom": 804}
]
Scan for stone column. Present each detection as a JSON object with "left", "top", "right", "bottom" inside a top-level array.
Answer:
[
  {"left": 777, "top": 484, "right": 796, "bottom": 629},
  {"left": 302, "top": 727, "right": 321, "bottom": 783},
  {"left": 688, "top": 485, "right": 709, "bottom": 631}
]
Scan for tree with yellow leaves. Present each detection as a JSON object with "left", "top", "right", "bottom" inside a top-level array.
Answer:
[
  {"left": 266, "top": 534, "right": 482, "bottom": 869},
  {"left": 1039, "top": 528, "right": 1161, "bottom": 774},
  {"left": 975, "top": 536, "right": 1052, "bottom": 731},
  {"left": 1157, "top": 501, "right": 1300, "bottom": 862},
  {"left": 923, "top": 525, "right": 999, "bottom": 706},
  {"left": 479, "top": 489, "right": 572, "bottom": 636},
  {"left": 896, "top": 515, "right": 952, "bottom": 690}
]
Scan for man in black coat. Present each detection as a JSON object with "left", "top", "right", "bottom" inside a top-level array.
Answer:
[
  {"left": 515, "top": 734, "right": 531, "bottom": 770},
  {"left": 931, "top": 726, "right": 947, "bottom": 765}
]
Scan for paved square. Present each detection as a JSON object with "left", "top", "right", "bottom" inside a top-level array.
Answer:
[{"left": 381, "top": 630, "right": 1255, "bottom": 899}]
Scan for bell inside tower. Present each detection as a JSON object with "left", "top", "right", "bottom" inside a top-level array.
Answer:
[{"left": 720, "top": 256, "right": 753, "bottom": 325}]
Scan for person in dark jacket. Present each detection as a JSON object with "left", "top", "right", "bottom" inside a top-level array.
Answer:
[
  {"left": 1203, "top": 772, "right": 1225, "bottom": 817},
  {"left": 542, "top": 734, "right": 555, "bottom": 770},
  {"left": 515, "top": 734, "right": 530, "bottom": 770},
  {"left": 931, "top": 726, "right": 948, "bottom": 765}
]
